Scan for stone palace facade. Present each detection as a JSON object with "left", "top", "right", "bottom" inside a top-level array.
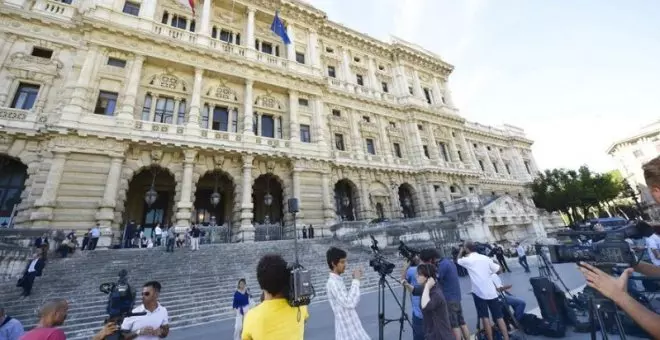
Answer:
[{"left": 0, "top": 0, "right": 541, "bottom": 242}]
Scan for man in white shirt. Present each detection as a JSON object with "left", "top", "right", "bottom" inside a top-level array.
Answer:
[
  {"left": 325, "top": 247, "right": 370, "bottom": 340},
  {"left": 89, "top": 223, "right": 101, "bottom": 250},
  {"left": 515, "top": 243, "right": 530, "bottom": 273},
  {"left": 154, "top": 224, "right": 163, "bottom": 247},
  {"left": 121, "top": 281, "right": 169, "bottom": 340},
  {"left": 457, "top": 242, "right": 509, "bottom": 340}
]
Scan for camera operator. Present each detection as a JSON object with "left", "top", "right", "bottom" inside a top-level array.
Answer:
[
  {"left": 457, "top": 242, "right": 509, "bottom": 340},
  {"left": 121, "top": 281, "right": 169, "bottom": 339},
  {"left": 400, "top": 249, "right": 470, "bottom": 340},
  {"left": 242, "top": 254, "right": 309, "bottom": 340},
  {"left": 576, "top": 155, "right": 660, "bottom": 339}
]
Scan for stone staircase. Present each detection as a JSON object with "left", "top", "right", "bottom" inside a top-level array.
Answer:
[{"left": 0, "top": 238, "right": 387, "bottom": 340}]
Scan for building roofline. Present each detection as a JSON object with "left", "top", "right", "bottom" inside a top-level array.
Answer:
[{"left": 606, "top": 119, "right": 660, "bottom": 154}]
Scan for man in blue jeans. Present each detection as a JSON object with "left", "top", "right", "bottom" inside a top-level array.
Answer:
[
  {"left": 403, "top": 256, "right": 424, "bottom": 340},
  {"left": 491, "top": 270, "right": 526, "bottom": 321}
]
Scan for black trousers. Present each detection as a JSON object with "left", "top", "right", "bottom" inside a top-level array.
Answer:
[
  {"left": 89, "top": 237, "right": 99, "bottom": 250},
  {"left": 496, "top": 256, "right": 510, "bottom": 272},
  {"left": 166, "top": 238, "right": 175, "bottom": 252},
  {"left": 21, "top": 272, "right": 37, "bottom": 296}
]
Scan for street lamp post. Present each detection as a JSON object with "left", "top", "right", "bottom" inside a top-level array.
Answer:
[
  {"left": 264, "top": 192, "right": 273, "bottom": 224},
  {"left": 341, "top": 195, "right": 350, "bottom": 221},
  {"left": 403, "top": 196, "right": 412, "bottom": 219}
]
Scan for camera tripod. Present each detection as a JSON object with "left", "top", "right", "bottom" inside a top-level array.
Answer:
[
  {"left": 585, "top": 288, "right": 628, "bottom": 340},
  {"left": 377, "top": 273, "right": 413, "bottom": 340},
  {"left": 535, "top": 245, "right": 574, "bottom": 297}
]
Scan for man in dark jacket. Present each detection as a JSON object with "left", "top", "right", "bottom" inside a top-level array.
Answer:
[
  {"left": 19, "top": 252, "right": 45, "bottom": 297},
  {"left": 490, "top": 244, "right": 510, "bottom": 273}
]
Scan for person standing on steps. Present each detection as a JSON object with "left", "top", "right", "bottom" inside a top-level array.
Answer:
[
  {"left": 165, "top": 225, "right": 176, "bottom": 252},
  {"left": 89, "top": 223, "right": 101, "bottom": 250},
  {"left": 18, "top": 252, "right": 45, "bottom": 298},
  {"left": 34, "top": 233, "right": 49, "bottom": 260},
  {"left": 190, "top": 225, "right": 201, "bottom": 251},
  {"left": 326, "top": 247, "right": 370, "bottom": 340},
  {"left": 515, "top": 243, "right": 530, "bottom": 273},
  {"left": 0, "top": 307, "right": 24, "bottom": 340},
  {"left": 20, "top": 299, "right": 68, "bottom": 340},
  {"left": 490, "top": 244, "right": 510, "bottom": 273},
  {"left": 81, "top": 228, "right": 91, "bottom": 250},
  {"left": 233, "top": 278, "right": 252, "bottom": 340},
  {"left": 154, "top": 224, "right": 163, "bottom": 247}
]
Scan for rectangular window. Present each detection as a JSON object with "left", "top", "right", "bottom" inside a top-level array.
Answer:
[
  {"left": 296, "top": 52, "right": 305, "bottom": 64},
  {"left": 328, "top": 66, "right": 336, "bottom": 78},
  {"left": 11, "top": 83, "right": 40, "bottom": 110},
  {"left": 231, "top": 109, "right": 238, "bottom": 132},
  {"left": 261, "top": 115, "right": 275, "bottom": 138},
  {"left": 493, "top": 162, "right": 499, "bottom": 173},
  {"left": 212, "top": 106, "right": 229, "bottom": 131},
  {"left": 141, "top": 95, "right": 152, "bottom": 121},
  {"left": 59, "top": 0, "right": 72, "bottom": 3},
  {"left": 31, "top": 47, "right": 53, "bottom": 59},
  {"left": 177, "top": 100, "right": 186, "bottom": 125},
  {"left": 362, "top": 116, "right": 370, "bottom": 123},
  {"left": 505, "top": 164, "right": 511, "bottom": 175},
  {"left": 219, "top": 29, "right": 231, "bottom": 43},
  {"left": 122, "top": 1, "right": 140, "bottom": 16},
  {"left": 438, "top": 142, "right": 449, "bottom": 161},
  {"left": 382, "top": 82, "right": 389, "bottom": 93},
  {"left": 170, "top": 15, "right": 187, "bottom": 30},
  {"left": 332, "top": 109, "right": 341, "bottom": 117},
  {"left": 276, "top": 116, "right": 282, "bottom": 139},
  {"left": 393, "top": 143, "right": 402, "bottom": 158},
  {"left": 201, "top": 104, "right": 209, "bottom": 129},
  {"left": 253, "top": 113, "right": 258, "bottom": 134},
  {"left": 153, "top": 97, "right": 175, "bottom": 124},
  {"left": 423, "top": 88, "right": 433, "bottom": 104},
  {"left": 389, "top": 121, "right": 396, "bottom": 128},
  {"left": 417, "top": 124, "right": 423, "bottom": 131},
  {"left": 408, "top": 86, "right": 413, "bottom": 95},
  {"left": 356, "top": 74, "right": 364, "bottom": 86},
  {"left": 94, "top": 91, "right": 118, "bottom": 116},
  {"left": 261, "top": 42, "right": 273, "bottom": 55},
  {"left": 479, "top": 160, "right": 485, "bottom": 171},
  {"left": 366, "top": 138, "right": 376, "bottom": 155},
  {"left": 524, "top": 161, "right": 531, "bottom": 174},
  {"left": 457, "top": 150, "right": 463, "bottom": 162},
  {"left": 335, "top": 134, "right": 345, "bottom": 151},
  {"left": 107, "top": 57, "right": 127, "bottom": 68},
  {"left": 423, "top": 145, "right": 430, "bottom": 159},
  {"left": 298, "top": 98, "right": 309, "bottom": 107},
  {"left": 300, "top": 124, "right": 311, "bottom": 143}
]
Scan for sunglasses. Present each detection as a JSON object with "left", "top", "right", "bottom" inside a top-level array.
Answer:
[{"left": 142, "top": 292, "right": 151, "bottom": 297}]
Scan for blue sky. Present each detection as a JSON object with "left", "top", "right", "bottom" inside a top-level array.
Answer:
[{"left": 305, "top": 0, "right": 660, "bottom": 172}]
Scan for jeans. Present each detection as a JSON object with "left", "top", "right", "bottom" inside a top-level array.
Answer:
[
  {"left": 518, "top": 255, "right": 530, "bottom": 272},
  {"left": 166, "top": 238, "right": 175, "bottom": 252},
  {"left": 411, "top": 315, "right": 424, "bottom": 340},
  {"left": 503, "top": 294, "right": 526, "bottom": 321}
]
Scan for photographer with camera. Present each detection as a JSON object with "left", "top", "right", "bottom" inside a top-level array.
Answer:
[
  {"left": 457, "top": 242, "right": 509, "bottom": 340},
  {"left": 120, "top": 281, "right": 169, "bottom": 339},
  {"left": 326, "top": 247, "right": 370, "bottom": 340},
  {"left": 242, "top": 254, "right": 309, "bottom": 340},
  {"left": 575, "top": 155, "right": 660, "bottom": 339}
]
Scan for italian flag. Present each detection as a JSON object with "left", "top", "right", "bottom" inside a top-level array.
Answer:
[{"left": 178, "top": 0, "right": 196, "bottom": 14}]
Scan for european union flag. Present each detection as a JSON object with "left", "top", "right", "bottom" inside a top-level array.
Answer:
[{"left": 270, "top": 11, "right": 291, "bottom": 45}]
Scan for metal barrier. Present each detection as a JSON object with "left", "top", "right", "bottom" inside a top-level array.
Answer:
[
  {"left": 254, "top": 224, "right": 284, "bottom": 241},
  {"left": 198, "top": 225, "right": 232, "bottom": 244}
]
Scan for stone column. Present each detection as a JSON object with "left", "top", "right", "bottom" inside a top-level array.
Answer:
[
  {"left": 117, "top": 55, "right": 145, "bottom": 121},
  {"left": 427, "top": 125, "right": 439, "bottom": 160},
  {"left": 30, "top": 152, "right": 67, "bottom": 227},
  {"left": 407, "top": 121, "right": 423, "bottom": 163},
  {"left": 287, "top": 24, "right": 296, "bottom": 62},
  {"left": 139, "top": 0, "right": 157, "bottom": 20},
  {"left": 245, "top": 7, "right": 256, "bottom": 50},
  {"left": 390, "top": 184, "right": 402, "bottom": 219},
  {"left": 61, "top": 45, "right": 100, "bottom": 122},
  {"left": 349, "top": 110, "right": 364, "bottom": 157},
  {"left": 311, "top": 96, "right": 326, "bottom": 146},
  {"left": 288, "top": 90, "right": 299, "bottom": 141},
  {"left": 341, "top": 48, "right": 353, "bottom": 83},
  {"left": 308, "top": 29, "right": 319, "bottom": 69},
  {"left": 432, "top": 77, "right": 444, "bottom": 105},
  {"left": 239, "top": 155, "right": 255, "bottom": 241},
  {"left": 412, "top": 69, "right": 424, "bottom": 99},
  {"left": 0, "top": 34, "right": 17, "bottom": 105},
  {"left": 175, "top": 150, "right": 197, "bottom": 229},
  {"left": 187, "top": 67, "right": 203, "bottom": 130},
  {"left": 377, "top": 118, "right": 392, "bottom": 162},
  {"left": 359, "top": 174, "right": 372, "bottom": 219},
  {"left": 242, "top": 80, "right": 254, "bottom": 135},
  {"left": 481, "top": 145, "right": 496, "bottom": 174},
  {"left": 458, "top": 131, "right": 475, "bottom": 168},
  {"left": 367, "top": 57, "right": 378, "bottom": 91},
  {"left": 96, "top": 156, "right": 124, "bottom": 247},
  {"left": 393, "top": 58, "right": 409, "bottom": 96},
  {"left": 441, "top": 80, "right": 455, "bottom": 107},
  {"left": 448, "top": 131, "right": 460, "bottom": 162},
  {"left": 321, "top": 172, "right": 335, "bottom": 225},
  {"left": 198, "top": 0, "right": 212, "bottom": 42},
  {"left": 0, "top": 34, "right": 17, "bottom": 66}
]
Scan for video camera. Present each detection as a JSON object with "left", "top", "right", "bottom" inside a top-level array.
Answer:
[
  {"left": 99, "top": 270, "right": 145, "bottom": 340},
  {"left": 543, "top": 221, "right": 654, "bottom": 269},
  {"left": 369, "top": 235, "right": 395, "bottom": 276},
  {"left": 398, "top": 241, "right": 419, "bottom": 263},
  {"left": 287, "top": 262, "right": 314, "bottom": 307},
  {"left": 459, "top": 240, "right": 492, "bottom": 256}
]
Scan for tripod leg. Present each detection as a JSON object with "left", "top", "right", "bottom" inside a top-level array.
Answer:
[
  {"left": 589, "top": 300, "right": 597, "bottom": 340},
  {"left": 379, "top": 277, "right": 385, "bottom": 340},
  {"left": 399, "top": 286, "right": 407, "bottom": 340},
  {"left": 611, "top": 309, "right": 627, "bottom": 340},
  {"left": 594, "top": 304, "right": 609, "bottom": 340}
]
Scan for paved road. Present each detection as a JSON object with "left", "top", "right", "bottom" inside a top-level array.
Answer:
[{"left": 167, "top": 257, "right": 641, "bottom": 340}]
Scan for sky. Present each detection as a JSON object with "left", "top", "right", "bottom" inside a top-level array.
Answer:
[{"left": 304, "top": 0, "right": 660, "bottom": 172}]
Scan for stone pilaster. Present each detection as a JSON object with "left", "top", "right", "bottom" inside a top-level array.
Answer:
[
  {"left": 139, "top": 0, "right": 157, "bottom": 20},
  {"left": 239, "top": 155, "right": 255, "bottom": 241},
  {"left": 367, "top": 57, "right": 378, "bottom": 91},
  {"left": 117, "top": 55, "right": 144, "bottom": 122},
  {"left": 61, "top": 45, "right": 100, "bottom": 124},
  {"left": 96, "top": 156, "right": 124, "bottom": 247},
  {"left": 197, "top": 0, "right": 212, "bottom": 45},
  {"left": 321, "top": 172, "right": 335, "bottom": 225},
  {"left": 377, "top": 117, "right": 392, "bottom": 163},
  {"left": 412, "top": 69, "right": 424, "bottom": 99},
  {"left": 311, "top": 96, "right": 326, "bottom": 147},
  {"left": 358, "top": 174, "right": 372, "bottom": 220},
  {"left": 390, "top": 183, "right": 402, "bottom": 219},
  {"left": 308, "top": 29, "right": 319, "bottom": 69},
  {"left": 286, "top": 24, "right": 296, "bottom": 61},
  {"left": 349, "top": 109, "right": 364, "bottom": 158},
  {"left": 432, "top": 77, "right": 444, "bottom": 105},
  {"left": 245, "top": 7, "right": 256, "bottom": 53},
  {"left": 341, "top": 47, "right": 353, "bottom": 83},
  {"left": 288, "top": 90, "right": 299, "bottom": 141},
  {"left": 175, "top": 150, "right": 197, "bottom": 228},
  {"left": 187, "top": 67, "right": 203, "bottom": 131},
  {"left": 30, "top": 152, "right": 67, "bottom": 227},
  {"left": 242, "top": 80, "right": 254, "bottom": 135},
  {"left": 0, "top": 34, "right": 17, "bottom": 106}
]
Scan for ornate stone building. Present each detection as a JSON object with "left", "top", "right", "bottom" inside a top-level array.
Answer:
[{"left": 0, "top": 0, "right": 540, "bottom": 242}]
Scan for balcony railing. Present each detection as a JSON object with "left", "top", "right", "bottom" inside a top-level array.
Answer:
[
  {"left": 0, "top": 107, "right": 42, "bottom": 128},
  {"left": 32, "top": 0, "right": 76, "bottom": 20},
  {"left": 152, "top": 23, "right": 197, "bottom": 44}
]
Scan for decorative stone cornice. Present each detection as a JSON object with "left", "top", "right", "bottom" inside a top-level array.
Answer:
[{"left": 45, "top": 135, "right": 128, "bottom": 155}]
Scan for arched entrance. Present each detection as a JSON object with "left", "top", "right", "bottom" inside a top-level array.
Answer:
[
  {"left": 399, "top": 183, "right": 416, "bottom": 218},
  {"left": 193, "top": 170, "right": 234, "bottom": 226},
  {"left": 334, "top": 179, "right": 359, "bottom": 221},
  {"left": 124, "top": 166, "right": 176, "bottom": 234},
  {"left": 375, "top": 203, "right": 385, "bottom": 219},
  {"left": 0, "top": 156, "right": 28, "bottom": 226},
  {"left": 252, "top": 174, "right": 284, "bottom": 225}
]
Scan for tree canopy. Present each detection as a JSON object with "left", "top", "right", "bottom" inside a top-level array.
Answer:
[{"left": 529, "top": 166, "right": 623, "bottom": 224}]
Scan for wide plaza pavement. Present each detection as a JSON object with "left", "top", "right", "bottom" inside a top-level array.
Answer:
[{"left": 167, "top": 256, "right": 641, "bottom": 340}]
